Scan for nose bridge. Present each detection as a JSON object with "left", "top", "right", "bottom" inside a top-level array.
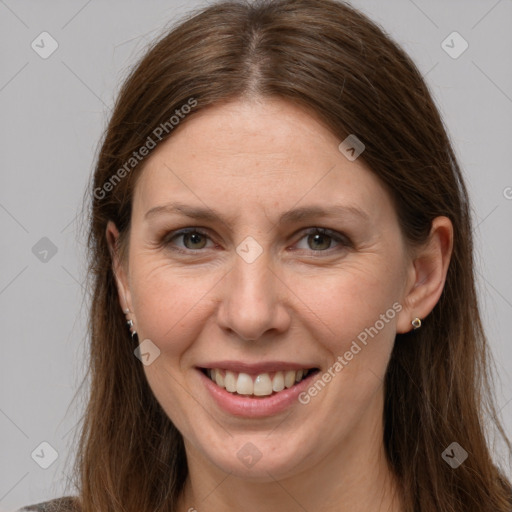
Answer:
[
  {"left": 234, "top": 246, "right": 272, "bottom": 299},
  {"left": 217, "top": 239, "right": 288, "bottom": 341},
  {"left": 232, "top": 231, "right": 273, "bottom": 294},
  {"left": 233, "top": 243, "right": 275, "bottom": 311}
]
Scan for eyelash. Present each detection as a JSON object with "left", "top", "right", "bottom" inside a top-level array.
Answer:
[{"left": 161, "top": 227, "right": 351, "bottom": 256}]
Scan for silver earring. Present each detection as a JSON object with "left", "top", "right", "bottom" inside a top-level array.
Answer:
[
  {"left": 412, "top": 317, "right": 422, "bottom": 330},
  {"left": 126, "top": 319, "right": 138, "bottom": 342}
]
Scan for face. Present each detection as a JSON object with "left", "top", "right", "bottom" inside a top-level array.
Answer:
[{"left": 110, "top": 98, "right": 417, "bottom": 481}]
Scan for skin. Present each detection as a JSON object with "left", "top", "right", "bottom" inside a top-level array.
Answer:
[{"left": 107, "top": 97, "right": 453, "bottom": 512}]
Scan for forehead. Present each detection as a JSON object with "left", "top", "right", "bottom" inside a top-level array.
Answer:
[{"left": 132, "top": 98, "right": 396, "bottom": 228}]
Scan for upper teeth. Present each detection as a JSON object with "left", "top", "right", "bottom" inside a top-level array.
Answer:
[{"left": 207, "top": 368, "right": 311, "bottom": 396}]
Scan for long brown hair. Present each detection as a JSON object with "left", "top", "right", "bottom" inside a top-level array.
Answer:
[{"left": 75, "top": 0, "right": 512, "bottom": 510}]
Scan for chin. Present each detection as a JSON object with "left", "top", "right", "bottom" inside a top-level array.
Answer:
[
  {"left": 205, "top": 442, "right": 309, "bottom": 481},
  {"left": 186, "top": 422, "right": 320, "bottom": 482}
]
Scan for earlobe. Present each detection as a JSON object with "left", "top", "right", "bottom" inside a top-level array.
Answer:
[
  {"left": 396, "top": 216, "right": 453, "bottom": 333},
  {"left": 106, "top": 220, "right": 132, "bottom": 314}
]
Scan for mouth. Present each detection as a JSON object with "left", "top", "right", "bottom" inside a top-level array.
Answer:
[{"left": 199, "top": 367, "right": 320, "bottom": 398}]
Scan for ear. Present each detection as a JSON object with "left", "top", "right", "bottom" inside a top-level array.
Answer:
[
  {"left": 106, "top": 220, "right": 133, "bottom": 314},
  {"left": 396, "top": 216, "right": 453, "bottom": 333}
]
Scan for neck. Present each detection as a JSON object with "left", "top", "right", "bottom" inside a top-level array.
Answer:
[{"left": 177, "top": 395, "right": 403, "bottom": 512}]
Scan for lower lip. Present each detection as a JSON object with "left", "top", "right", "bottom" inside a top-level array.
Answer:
[{"left": 198, "top": 369, "right": 318, "bottom": 418}]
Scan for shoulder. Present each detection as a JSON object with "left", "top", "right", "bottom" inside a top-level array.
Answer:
[{"left": 16, "top": 497, "right": 80, "bottom": 512}]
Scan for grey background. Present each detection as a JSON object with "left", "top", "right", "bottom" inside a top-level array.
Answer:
[{"left": 1, "top": 0, "right": 511, "bottom": 509}]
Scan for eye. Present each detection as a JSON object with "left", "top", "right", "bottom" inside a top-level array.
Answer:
[
  {"left": 164, "top": 228, "right": 214, "bottom": 252},
  {"left": 293, "top": 227, "right": 350, "bottom": 253},
  {"left": 163, "top": 227, "right": 350, "bottom": 255}
]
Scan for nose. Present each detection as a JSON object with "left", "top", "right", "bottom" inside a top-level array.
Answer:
[{"left": 216, "top": 249, "right": 291, "bottom": 342}]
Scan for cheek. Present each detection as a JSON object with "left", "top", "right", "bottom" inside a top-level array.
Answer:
[
  {"left": 290, "top": 267, "right": 401, "bottom": 439},
  {"left": 129, "top": 258, "right": 220, "bottom": 355},
  {"left": 291, "top": 260, "right": 402, "bottom": 355}
]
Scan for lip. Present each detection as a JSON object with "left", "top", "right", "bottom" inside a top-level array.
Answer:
[
  {"left": 199, "top": 360, "right": 316, "bottom": 375},
  {"left": 197, "top": 366, "right": 319, "bottom": 418}
]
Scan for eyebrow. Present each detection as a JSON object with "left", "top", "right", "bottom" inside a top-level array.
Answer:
[{"left": 144, "top": 201, "right": 370, "bottom": 226}]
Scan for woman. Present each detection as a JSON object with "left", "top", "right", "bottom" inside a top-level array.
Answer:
[{"left": 19, "top": 0, "right": 512, "bottom": 510}]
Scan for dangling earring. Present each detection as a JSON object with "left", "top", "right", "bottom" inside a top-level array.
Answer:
[
  {"left": 411, "top": 317, "right": 422, "bottom": 330},
  {"left": 124, "top": 308, "right": 139, "bottom": 343}
]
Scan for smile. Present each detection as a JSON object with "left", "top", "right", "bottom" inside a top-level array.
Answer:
[{"left": 203, "top": 368, "right": 316, "bottom": 397}]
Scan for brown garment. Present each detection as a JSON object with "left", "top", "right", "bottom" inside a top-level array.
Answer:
[{"left": 17, "top": 497, "right": 80, "bottom": 512}]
